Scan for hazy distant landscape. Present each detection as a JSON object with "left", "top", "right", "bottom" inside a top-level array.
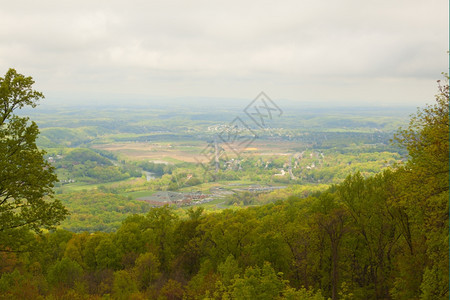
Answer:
[{"left": 18, "top": 102, "right": 410, "bottom": 232}]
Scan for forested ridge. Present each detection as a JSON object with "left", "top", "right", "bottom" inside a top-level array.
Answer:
[{"left": 0, "top": 70, "right": 448, "bottom": 299}]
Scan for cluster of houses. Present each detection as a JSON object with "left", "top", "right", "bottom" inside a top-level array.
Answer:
[
  {"left": 61, "top": 179, "right": 75, "bottom": 184},
  {"left": 47, "top": 154, "right": 63, "bottom": 163},
  {"left": 273, "top": 151, "right": 325, "bottom": 178},
  {"left": 138, "top": 185, "right": 284, "bottom": 208},
  {"left": 207, "top": 124, "right": 230, "bottom": 132},
  {"left": 138, "top": 191, "right": 216, "bottom": 207},
  {"left": 232, "top": 185, "right": 286, "bottom": 193}
]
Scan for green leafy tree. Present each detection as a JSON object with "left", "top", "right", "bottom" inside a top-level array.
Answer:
[
  {"left": 146, "top": 206, "right": 179, "bottom": 272},
  {"left": 393, "top": 74, "right": 449, "bottom": 299},
  {"left": 47, "top": 257, "right": 83, "bottom": 288},
  {"left": 230, "top": 262, "right": 286, "bottom": 300},
  {"left": 158, "top": 279, "right": 184, "bottom": 300},
  {"left": 200, "top": 209, "right": 259, "bottom": 268},
  {"left": 64, "top": 232, "right": 90, "bottom": 268},
  {"left": 112, "top": 270, "right": 138, "bottom": 300},
  {"left": 312, "top": 192, "right": 348, "bottom": 300},
  {"left": 217, "top": 254, "right": 241, "bottom": 286},
  {"left": 0, "top": 69, "right": 68, "bottom": 250},
  {"left": 95, "top": 235, "right": 121, "bottom": 270},
  {"left": 133, "top": 252, "right": 161, "bottom": 291},
  {"left": 0, "top": 269, "right": 43, "bottom": 299},
  {"left": 338, "top": 171, "right": 400, "bottom": 298}
]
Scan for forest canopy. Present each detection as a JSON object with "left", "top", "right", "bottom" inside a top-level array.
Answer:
[{"left": 0, "top": 72, "right": 448, "bottom": 299}]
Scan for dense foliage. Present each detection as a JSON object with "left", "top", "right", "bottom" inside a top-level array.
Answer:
[
  {"left": 49, "top": 148, "right": 142, "bottom": 184},
  {"left": 58, "top": 191, "right": 151, "bottom": 233},
  {"left": 0, "top": 74, "right": 447, "bottom": 299},
  {"left": 0, "top": 69, "right": 68, "bottom": 251}
]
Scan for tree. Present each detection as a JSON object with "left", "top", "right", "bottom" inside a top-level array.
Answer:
[
  {"left": 230, "top": 262, "right": 286, "bottom": 300},
  {"left": 393, "top": 74, "right": 449, "bottom": 299},
  {"left": 112, "top": 270, "right": 138, "bottom": 300},
  {"left": 133, "top": 252, "right": 161, "bottom": 291},
  {"left": 158, "top": 279, "right": 184, "bottom": 300},
  {"left": 338, "top": 171, "right": 400, "bottom": 298},
  {"left": 95, "top": 235, "right": 121, "bottom": 270},
  {"left": 47, "top": 257, "right": 83, "bottom": 288},
  {"left": 312, "top": 192, "right": 348, "bottom": 300},
  {"left": 0, "top": 69, "right": 68, "bottom": 250},
  {"left": 146, "top": 206, "right": 179, "bottom": 272}
]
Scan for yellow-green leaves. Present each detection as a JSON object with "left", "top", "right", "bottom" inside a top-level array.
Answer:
[{"left": 0, "top": 69, "right": 68, "bottom": 250}]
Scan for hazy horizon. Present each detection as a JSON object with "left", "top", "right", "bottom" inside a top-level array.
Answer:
[
  {"left": 21, "top": 96, "right": 419, "bottom": 126},
  {"left": 1, "top": 0, "right": 448, "bottom": 107}
]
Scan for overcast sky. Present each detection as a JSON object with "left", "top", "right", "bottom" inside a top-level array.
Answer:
[{"left": 0, "top": 0, "right": 448, "bottom": 107}]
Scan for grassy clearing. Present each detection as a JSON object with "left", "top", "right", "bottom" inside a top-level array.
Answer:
[
  {"left": 55, "top": 177, "right": 143, "bottom": 193},
  {"left": 122, "top": 189, "right": 156, "bottom": 199}
]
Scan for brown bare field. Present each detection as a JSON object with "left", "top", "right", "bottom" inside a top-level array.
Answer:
[
  {"left": 93, "top": 142, "right": 203, "bottom": 162},
  {"left": 92, "top": 140, "right": 304, "bottom": 162}
]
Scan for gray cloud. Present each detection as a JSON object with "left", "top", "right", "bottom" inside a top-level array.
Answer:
[{"left": 0, "top": 0, "right": 447, "bottom": 106}]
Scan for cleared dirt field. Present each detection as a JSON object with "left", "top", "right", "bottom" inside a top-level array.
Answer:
[
  {"left": 93, "top": 142, "right": 203, "bottom": 162},
  {"left": 92, "top": 140, "right": 305, "bottom": 162}
]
